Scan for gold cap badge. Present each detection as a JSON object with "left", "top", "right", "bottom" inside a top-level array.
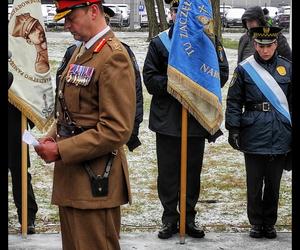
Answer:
[{"left": 263, "top": 27, "right": 270, "bottom": 34}]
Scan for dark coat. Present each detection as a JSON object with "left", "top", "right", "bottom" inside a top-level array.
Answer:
[
  {"left": 143, "top": 25, "right": 228, "bottom": 139},
  {"left": 225, "top": 52, "right": 292, "bottom": 154},
  {"left": 121, "top": 42, "right": 143, "bottom": 151}
]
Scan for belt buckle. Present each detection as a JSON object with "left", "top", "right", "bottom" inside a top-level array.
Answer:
[{"left": 262, "top": 102, "right": 270, "bottom": 111}]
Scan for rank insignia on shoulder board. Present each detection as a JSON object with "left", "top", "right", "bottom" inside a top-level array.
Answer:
[
  {"left": 66, "top": 64, "right": 95, "bottom": 86},
  {"left": 229, "top": 72, "right": 237, "bottom": 87}
]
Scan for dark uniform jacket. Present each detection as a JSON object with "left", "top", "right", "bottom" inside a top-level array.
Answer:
[
  {"left": 121, "top": 42, "right": 143, "bottom": 151},
  {"left": 56, "top": 42, "right": 143, "bottom": 152},
  {"left": 143, "top": 25, "right": 228, "bottom": 139},
  {"left": 225, "top": 52, "right": 292, "bottom": 154},
  {"left": 48, "top": 30, "right": 136, "bottom": 209},
  {"left": 238, "top": 6, "right": 292, "bottom": 63}
]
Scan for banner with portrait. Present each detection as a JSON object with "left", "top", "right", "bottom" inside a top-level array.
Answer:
[{"left": 8, "top": 0, "right": 54, "bottom": 131}]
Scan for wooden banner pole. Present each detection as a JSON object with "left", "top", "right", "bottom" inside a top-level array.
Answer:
[
  {"left": 21, "top": 114, "right": 27, "bottom": 238},
  {"left": 179, "top": 106, "right": 188, "bottom": 244}
]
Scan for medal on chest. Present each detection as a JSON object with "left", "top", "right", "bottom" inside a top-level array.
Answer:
[{"left": 66, "top": 64, "right": 95, "bottom": 86}]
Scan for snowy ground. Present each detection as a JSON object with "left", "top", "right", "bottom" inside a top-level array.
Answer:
[{"left": 8, "top": 31, "right": 292, "bottom": 234}]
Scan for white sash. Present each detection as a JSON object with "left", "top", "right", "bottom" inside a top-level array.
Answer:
[
  {"left": 158, "top": 29, "right": 171, "bottom": 52},
  {"left": 240, "top": 55, "right": 291, "bottom": 124}
]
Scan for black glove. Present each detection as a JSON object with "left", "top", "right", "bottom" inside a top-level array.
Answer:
[
  {"left": 207, "top": 129, "right": 223, "bottom": 143},
  {"left": 228, "top": 131, "right": 240, "bottom": 150},
  {"left": 126, "top": 135, "right": 141, "bottom": 152}
]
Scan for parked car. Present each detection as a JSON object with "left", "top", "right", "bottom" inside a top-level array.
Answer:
[
  {"left": 219, "top": 4, "right": 232, "bottom": 27},
  {"left": 41, "top": 4, "right": 55, "bottom": 25},
  {"left": 223, "top": 8, "right": 245, "bottom": 28},
  {"left": 117, "top": 3, "right": 130, "bottom": 27},
  {"left": 140, "top": 10, "right": 148, "bottom": 28},
  {"left": 103, "top": 3, "right": 123, "bottom": 27},
  {"left": 45, "top": 8, "right": 65, "bottom": 28},
  {"left": 274, "top": 6, "right": 290, "bottom": 28},
  {"left": 140, "top": 6, "right": 168, "bottom": 28},
  {"left": 277, "top": 13, "right": 290, "bottom": 28}
]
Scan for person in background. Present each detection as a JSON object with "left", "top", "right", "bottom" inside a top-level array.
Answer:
[
  {"left": 263, "top": 7, "right": 273, "bottom": 26},
  {"left": 143, "top": 0, "right": 228, "bottom": 240},
  {"left": 225, "top": 26, "right": 292, "bottom": 239},
  {"left": 238, "top": 6, "right": 291, "bottom": 64},
  {"left": 8, "top": 50, "right": 38, "bottom": 234},
  {"left": 34, "top": 0, "right": 136, "bottom": 249},
  {"left": 104, "top": 5, "right": 143, "bottom": 152}
]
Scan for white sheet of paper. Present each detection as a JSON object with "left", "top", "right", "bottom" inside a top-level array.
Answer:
[{"left": 22, "top": 129, "right": 39, "bottom": 146}]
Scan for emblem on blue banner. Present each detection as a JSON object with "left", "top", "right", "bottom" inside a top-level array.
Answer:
[{"left": 66, "top": 64, "right": 95, "bottom": 86}]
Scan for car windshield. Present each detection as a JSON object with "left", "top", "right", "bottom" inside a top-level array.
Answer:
[
  {"left": 220, "top": 6, "right": 232, "bottom": 14},
  {"left": 226, "top": 8, "right": 245, "bottom": 17},
  {"left": 118, "top": 5, "right": 129, "bottom": 11},
  {"left": 279, "top": 6, "right": 290, "bottom": 14}
]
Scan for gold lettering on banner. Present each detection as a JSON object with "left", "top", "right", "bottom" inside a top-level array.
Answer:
[
  {"left": 200, "top": 63, "right": 220, "bottom": 79},
  {"left": 178, "top": 0, "right": 193, "bottom": 56},
  {"left": 183, "top": 42, "right": 194, "bottom": 56},
  {"left": 9, "top": 59, "right": 51, "bottom": 83},
  {"left": 10, "top": 0, "right": 41, "bottom": 19}
]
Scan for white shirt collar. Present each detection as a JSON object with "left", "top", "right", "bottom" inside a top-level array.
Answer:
[{"left": 84, "top": 26, "right": 111, "bottom": 49}]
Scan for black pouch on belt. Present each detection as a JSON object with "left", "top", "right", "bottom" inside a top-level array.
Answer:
[
  {"left": 90, "top": 175, "right": 109, "bottom": 197},
  {"left": 84, "top": 150, "right": 117, "bottom": 197}
]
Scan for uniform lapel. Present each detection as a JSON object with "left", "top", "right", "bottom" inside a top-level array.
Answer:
[{"left": 76, "top": 30, "right": 115, "bottom": 65}]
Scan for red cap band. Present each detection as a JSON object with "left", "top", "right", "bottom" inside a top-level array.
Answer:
[{"left": 56, "top": 0, "right": 101, "bottom": 12}]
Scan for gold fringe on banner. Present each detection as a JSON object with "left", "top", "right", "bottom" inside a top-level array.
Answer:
[
  {"left": 8, "top": 90, "right": 54, "bottom": 133},
  {"left": 167, "top": 66, "right": 223, "bottom": 135}
]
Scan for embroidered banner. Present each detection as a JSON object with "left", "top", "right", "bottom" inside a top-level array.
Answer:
[
  {"left": 8, "top": 0, "right": 54, "bottom": 131},
  {"left": 167, "top": 0, "right": 222, "bottom": 135}
]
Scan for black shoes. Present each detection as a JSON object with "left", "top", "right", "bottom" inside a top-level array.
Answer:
[
  {"left": 158, "top": 222, "right": 178, "bottom": 239},
  {"left": 186, "top": 222, "right": 205, "bottom": 238},
  {"left": 263, "top": 225, "right": 277, "bottom": 239},
  {"left": 158, "top": 222, "right": 205, "bottom": 239},
  {"left": 27, "top": 224, "right": 36, "bottom": 234},
  {"left": 249, "top": 225, "right": 263, "bottom": 238},
  {"left": 249, "top": 225, "right": 277, "bottom": 239}
]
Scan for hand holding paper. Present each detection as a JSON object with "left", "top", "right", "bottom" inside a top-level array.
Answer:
[
  {"left": 32, "top": 135, "right": 60, "bottom": 163},
  {"left": 22, "top": 129, "right": 39, "bottom": 146}
]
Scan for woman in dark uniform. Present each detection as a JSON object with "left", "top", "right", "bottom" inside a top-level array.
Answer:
[{"left": 225, "top": 26, "right": 292, "bottom": 239}]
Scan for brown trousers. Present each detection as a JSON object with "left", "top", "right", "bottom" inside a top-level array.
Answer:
[{"left": 59, "top": 206, "right": 121, "bottom": 250}]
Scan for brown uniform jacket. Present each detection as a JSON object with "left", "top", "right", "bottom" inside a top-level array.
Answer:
[{"left": 48, "top": 30, "right": 136, "bottom": 209}]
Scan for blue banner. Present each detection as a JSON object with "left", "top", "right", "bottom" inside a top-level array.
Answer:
[{"left": 167, "top": 0, "right": 223, "bottom": 135}]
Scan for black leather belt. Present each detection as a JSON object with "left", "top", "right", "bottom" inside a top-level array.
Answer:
[
  {"left": 57, "top": 123, "right": 95, "bottom": 137},
  {"left": 245, "top": 102, "right": 272, "bottom": 112}
]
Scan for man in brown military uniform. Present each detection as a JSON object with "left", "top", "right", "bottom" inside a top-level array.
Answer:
[{"left": 34, "top": 0, "right": 136, "bottom": 249}]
